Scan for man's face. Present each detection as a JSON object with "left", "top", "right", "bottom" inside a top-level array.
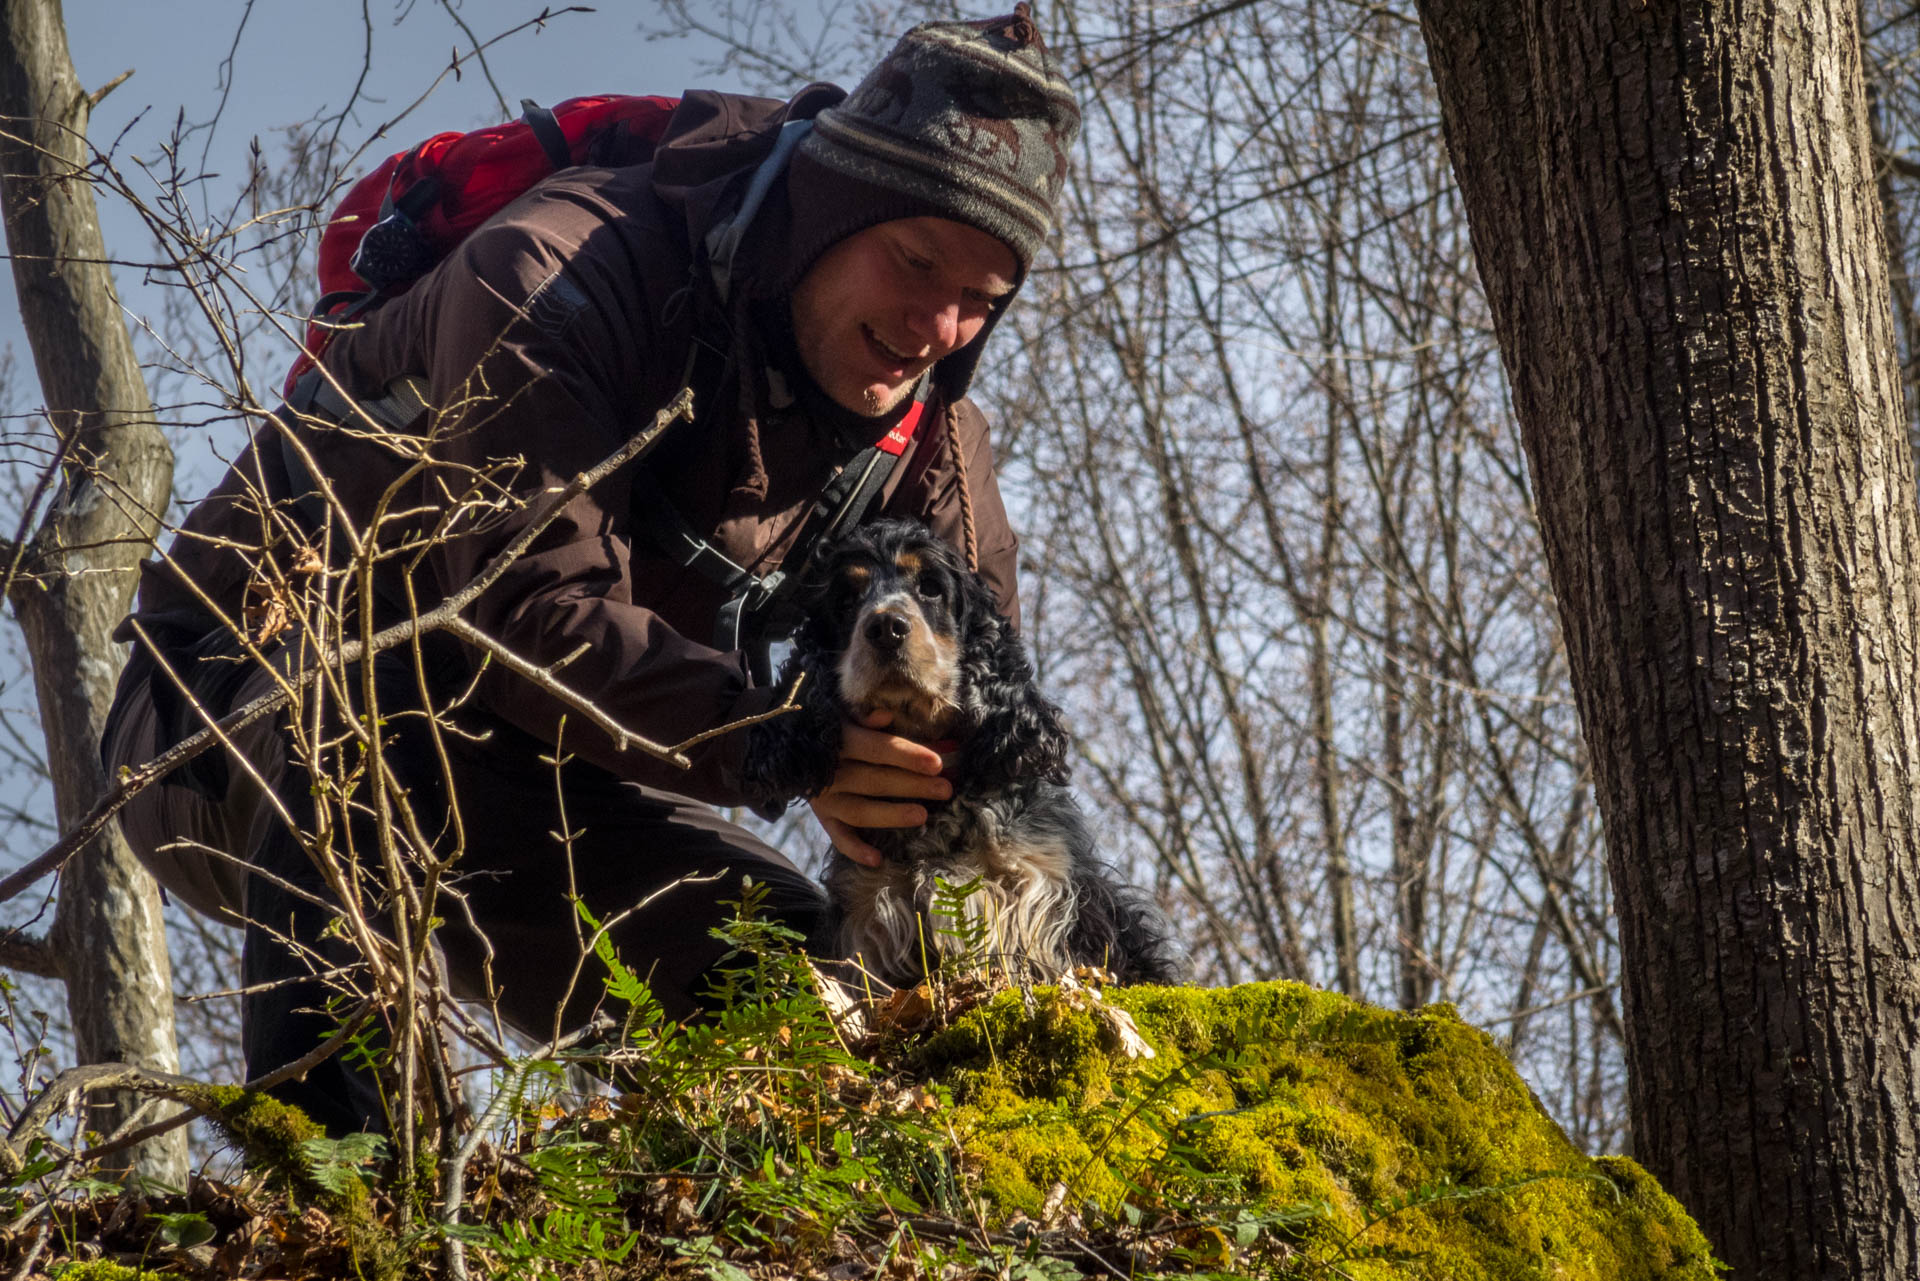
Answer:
[{"left": 789, "top": 216, "right": 1018, "bottom": 417}]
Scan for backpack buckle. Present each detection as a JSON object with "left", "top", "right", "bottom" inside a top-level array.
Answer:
[{"left": 715, "top": 570, "right": 795, "bottom": 685}]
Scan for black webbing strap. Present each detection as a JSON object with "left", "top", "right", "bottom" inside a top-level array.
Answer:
[
  {"left": 521, "top": 99, "right": 572, "bottom": 171},
  {"left": 630, "top": 467, "right": 763, "bottom": 595},
  {"left": 631, "top": 383, "right": 922, "bottom": 683},
  {"left": 277, "top": 370, "right": 431, "bottom": 611},
  {"left": 290, "top": 367, "right": 430, "bottom": 433}
]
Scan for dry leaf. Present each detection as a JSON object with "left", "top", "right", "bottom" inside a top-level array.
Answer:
[
  {"left": 1041, "top": 1180, "right": 1070, "bottom": 1227},
  {"left": 1172, "top": 1223, "right": 1234, "bottom": 1268},
  {"left": 246, "top": 595, "right": 289, "bottom": 646},
  {"left": 878, "top": 983, "right": 936, "bottom": 1033},
  {"left": 811, "top": 965, "right": 873, "bottom": 1043},
  {"left": 1094, "top": 1003, "right": 1157, "bottom": 1059}
]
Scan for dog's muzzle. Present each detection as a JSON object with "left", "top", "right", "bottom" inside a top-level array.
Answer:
[{"left": 864, "top": 608, "right": 912, "bottom": 655}]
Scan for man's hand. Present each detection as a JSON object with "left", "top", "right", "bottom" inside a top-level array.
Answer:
[{"left": 809, "top": 709, "right": 951, "bottom": 867}]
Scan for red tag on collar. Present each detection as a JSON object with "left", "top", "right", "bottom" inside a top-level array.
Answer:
[{"left": 876, "top": 399, "right": 926, "bottom": 457}]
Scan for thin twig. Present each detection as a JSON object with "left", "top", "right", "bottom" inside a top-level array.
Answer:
[
  {"left": 33, "top": 1000, "right": 377, "bottom": 1172},
  {"left": 444, "top": 617, "right": 687, "bottom": 764},
  {"left": 0, "top": 389, "right": 694, "bottom": 909},
  {"left": 437, "top": 0, "right": 513, "bottom": 120},
  {"left": 0, "top": 412, "right": 78, "bottom": 604},
  {"left": 85, "top": 69, "right": 134, "bottom": 111}
]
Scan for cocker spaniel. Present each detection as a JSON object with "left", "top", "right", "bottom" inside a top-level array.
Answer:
[{"left": 744, "top": 519, "right": 1183, "bottom": 989}]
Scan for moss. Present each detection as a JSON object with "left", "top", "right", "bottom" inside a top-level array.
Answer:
[
  {"left": 176, "top": 1084, "right": 330, "bottom": 1200},
  {"left": 47, "top": 1265, "right": 171, "bottom": 1281},
  {"left": 921, "top": 981, "right": 1720, "bottom": 1280},
  {"left": 173, "top": 1085, "right": 405, "bottom": 1281}
]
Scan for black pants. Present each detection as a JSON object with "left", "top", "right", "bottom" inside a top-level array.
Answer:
[{"left": 107, "top": 641, "right": 830, "bottom": 1136}]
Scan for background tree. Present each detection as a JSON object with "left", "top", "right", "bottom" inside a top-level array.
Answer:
[
  {"left": 0, "top": 0, "right": 622, "bottom": 1171},
  {"left": 1413, "top": 0, "right": 1920, "bottom": 1277},
  {"left": 0, "top": 0, "right": 183, "bottom": 1184}
]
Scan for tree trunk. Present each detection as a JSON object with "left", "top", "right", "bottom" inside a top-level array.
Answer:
[
  {"left": 1413, "top": 0, "right": 1920, "bottom": 1277},
  {"left": 0, "top": 0, "right": 184, "bottom": 1184}
]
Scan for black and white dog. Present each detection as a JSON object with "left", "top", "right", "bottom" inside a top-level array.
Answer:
[{"left": 744, "top": 520, "right": 1182, "bottom": 989}]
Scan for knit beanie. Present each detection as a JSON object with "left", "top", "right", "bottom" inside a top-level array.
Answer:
[{"left": 782, "top": 3, "right": 1081, "bottom": 288}]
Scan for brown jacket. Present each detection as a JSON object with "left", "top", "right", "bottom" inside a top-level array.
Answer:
[{"left": 124, "top": 89, "right": 1021, "bottom": 807}]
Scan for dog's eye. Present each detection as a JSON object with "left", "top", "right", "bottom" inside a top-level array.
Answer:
[{"left": 916, "top": 572, "right": 946, "bottom": 601}]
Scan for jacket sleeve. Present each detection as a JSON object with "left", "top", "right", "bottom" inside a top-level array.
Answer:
[
  {"left": 335, "top": 203, "right": 779, "bottom": 805},
  {"left": 886, "top": 397, "right": 1023, "bottom": 631}
]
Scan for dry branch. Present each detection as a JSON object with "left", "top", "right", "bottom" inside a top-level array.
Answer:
[{"left": 0, "top": 387, "right": 696, "bottom": 910}]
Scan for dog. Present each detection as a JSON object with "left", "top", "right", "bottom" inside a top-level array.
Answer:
[{"left": 744, "top": 519, "right": 1183, "bottom": 989}]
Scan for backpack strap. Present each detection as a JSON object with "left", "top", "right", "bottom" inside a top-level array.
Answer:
[
  {"left": 703, "top": 118, "right": 813, "bottom": 307},
  {"left": 520, "top": 99, "right": 572, "bottom": 171},
  {"left": 634, "top": 386, "right": 928, "bottom": 683},
  {"left": 290, "top": 366, "right": 431, "bottom": 433},
  {"left": 277, "top": 369, "right": 432, "bottom": 616}
]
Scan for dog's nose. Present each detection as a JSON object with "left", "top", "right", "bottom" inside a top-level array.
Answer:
[{"left": 865, "top": 612, "right": 911, "bottom": 652}]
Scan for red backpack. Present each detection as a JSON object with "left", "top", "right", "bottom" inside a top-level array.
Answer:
[{"left": 284, "top": 96, "right": 681, "bottom": 394}]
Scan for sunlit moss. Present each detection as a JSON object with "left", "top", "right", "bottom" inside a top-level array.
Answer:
[
  {"left": 182, "top": 1084, "right": 330, "bottom": 1199},
  {"left": 47, "top": 1264, "right": 169, "bottom": 1281},
  {"left": 919, "top": 981, "right": 1719, "bottom": 1280}
]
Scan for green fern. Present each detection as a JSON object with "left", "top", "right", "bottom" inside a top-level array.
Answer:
[
  {"left": 929, "top": 874, "right": 992, "bottom": 973},
  {"left": 299, "top": 1131, "right": 387, "bottom": 1197}
]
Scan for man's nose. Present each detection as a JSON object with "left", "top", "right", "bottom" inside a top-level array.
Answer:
[{"left": 903, "top": 300, "right": 961, "bottom": 354}]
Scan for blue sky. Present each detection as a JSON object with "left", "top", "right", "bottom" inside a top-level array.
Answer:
[{"left": 2, "top": 0, "right": 761, "bottom": 419}]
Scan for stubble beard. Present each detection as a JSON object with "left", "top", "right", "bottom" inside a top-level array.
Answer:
[{"left": 860, "top": 376, "right": 919, "bottom": 417}]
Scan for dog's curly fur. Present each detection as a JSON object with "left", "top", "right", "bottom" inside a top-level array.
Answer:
[{"left": 744, "top": 519, "right": 1183, "bottom": 988}]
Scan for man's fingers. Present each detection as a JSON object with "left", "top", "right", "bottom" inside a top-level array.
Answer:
[
  {"left": 831, "top": 761, "right": 951, "bottom": 803},
  {"left": 810, "top": 707, "right": 947, "bottom": 864},
  {"left": 819, "top": 814, "right": 885, "bottom": 868},
  {"left": 815, "top": 789, "right": 929, "bottom": 831},
  {"left": 840, "top": 721, "right": 944, "bottom": 774}
]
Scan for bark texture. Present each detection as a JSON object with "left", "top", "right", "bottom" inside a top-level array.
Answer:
[
  {"left": 1413, "top": 1, "right": 1920, "bottom": 1276},
  {"left": 0, "top": 0, "right": 184, "bottom": 1183}
]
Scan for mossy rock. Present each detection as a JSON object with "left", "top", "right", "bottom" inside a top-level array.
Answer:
[{"left": 919, "top": 981, "right": 1718, "bottom": 1280}]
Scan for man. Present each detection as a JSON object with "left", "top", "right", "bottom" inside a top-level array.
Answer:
[{"left": 101, "top": 6, "right": 1078, "bottom": 1133}]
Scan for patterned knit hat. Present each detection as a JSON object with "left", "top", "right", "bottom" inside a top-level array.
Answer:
[{"left": 784, "top": 4, "right": 1081, "bottom": 282}]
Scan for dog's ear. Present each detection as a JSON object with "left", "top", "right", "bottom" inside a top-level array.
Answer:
[
  {"left": 741, "top": 631, "right": 845, "bottom": 808},
  {"left": 958, "top": 572, "right": 1072, "bottom": 787}
]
